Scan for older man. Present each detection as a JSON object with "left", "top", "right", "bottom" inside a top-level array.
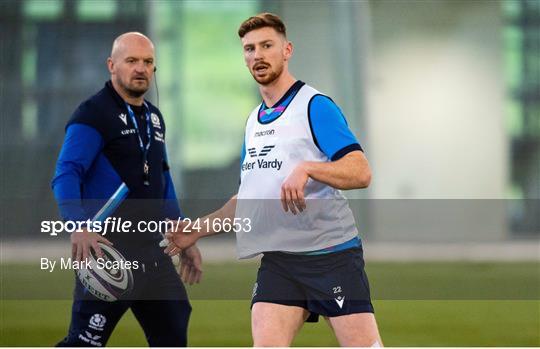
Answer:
[{"left": 52, "top": 32, "right": 200, "bottom": 347}]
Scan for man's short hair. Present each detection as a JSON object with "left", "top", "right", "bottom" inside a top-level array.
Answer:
[{"left": 238, "top": 12, "right": 287, "bottom": 38}]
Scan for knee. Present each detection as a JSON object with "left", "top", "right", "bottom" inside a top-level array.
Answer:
[
  {"left": 253, "top": 337, "right": 293, "bottom": 347},
  {"left": 252, "top": 324, "right": 294, "bottom": 347},
  {"left": 148, "top": 333, "right": 188, "bottom": 347},
  {"left": 253, "top": 339, "right": 291, "bottom": 347},
  {"left": 146, "top": 303, "right": 191, "bottom": 347}
]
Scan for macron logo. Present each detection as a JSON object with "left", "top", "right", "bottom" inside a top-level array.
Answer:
[
  {"left": 335, "top": 296, "right": 345, "bottom": 309},
  {"left": 118, "top": 113, "right": 127, "bottom": 125},
  {"left": 254, "top": 129, "right": 275, "bottom": 137}
]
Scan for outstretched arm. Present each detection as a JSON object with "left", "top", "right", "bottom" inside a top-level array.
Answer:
[{"left": 164, "top": 195, "right": 237, "bottom": 255}]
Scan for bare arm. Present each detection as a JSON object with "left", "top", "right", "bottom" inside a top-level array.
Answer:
[
  {"left": 281, "top": 151, "right": 371, "bottom": 214},
  {"left": 195, "top": 194, "right": 238, "bottom": 238},
  {"left": 303, "top": 151, "right": 371, "bottom": 190},
  {"left": 164, "top": 195, "right": 237, "bottom": 254}
]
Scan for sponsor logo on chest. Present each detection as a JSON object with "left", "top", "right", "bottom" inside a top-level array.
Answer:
[
  {"left": 121, "top": 128, "right": 136, "bottom": 135},
  {"left": 242, "top": 145, "right": 282, "bottom": 172},
  {"left": 254, "top": 129, "right": 275, "bottom": 137}
]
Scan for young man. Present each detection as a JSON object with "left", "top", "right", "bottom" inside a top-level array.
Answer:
[
  {"left": 52, "top": 32, "right": 201, "bottom": 346},
  {"left": 166, "top": 14, "right": 382, "bottom": 346}
]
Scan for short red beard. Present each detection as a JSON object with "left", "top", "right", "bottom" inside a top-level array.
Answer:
[{"left": 251, "top": 64, "right": 283, "bottom": 86}]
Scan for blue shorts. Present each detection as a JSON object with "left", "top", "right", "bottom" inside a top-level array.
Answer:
[{"left": 251, "top": 247, "right": 374, "bottom": 322}]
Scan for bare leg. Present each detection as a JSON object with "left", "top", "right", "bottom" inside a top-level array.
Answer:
[
  {"left": 251, "top": 302, "right": 309, "bottom": 347},
  {"left": 326, "top": 313, "right": 383, "bottom": 347}
]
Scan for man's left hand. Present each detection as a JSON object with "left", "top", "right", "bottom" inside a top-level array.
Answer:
[{"left": 178, "top": 245, "right": 203, "bottom": 285}]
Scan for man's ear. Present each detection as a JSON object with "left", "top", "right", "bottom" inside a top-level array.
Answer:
[
  {"left": 284, "top": 41, "right": 293, "bottom": 61},
  {"left": 107, "top": 57, "right": 114, "bottom": 74}
]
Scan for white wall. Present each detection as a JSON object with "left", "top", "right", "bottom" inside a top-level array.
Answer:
[
  {"left": 367, "top": 0, "right": 509, "bottom": 200},
  {"left": 277, "top": 0, "right": 509, "bottom": 241}
]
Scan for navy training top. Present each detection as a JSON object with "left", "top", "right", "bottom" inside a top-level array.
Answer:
[{"left": 51, "top": 81, "right": 181, "bottom": 255}]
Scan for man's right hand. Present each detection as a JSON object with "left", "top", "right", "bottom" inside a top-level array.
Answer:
[
  {"left": 71, "top": 229, "right": 113, "bottom": 262},
  {"left": 163, "top": 196, "right": 237, "bottom": 256},
  {"left": 163, "top": 220, "right": 201, "bottom": 256}
]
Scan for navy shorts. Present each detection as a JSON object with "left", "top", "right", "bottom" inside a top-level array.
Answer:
[{"left": 251, "top": 247, "right": 374, "bottom": 322}]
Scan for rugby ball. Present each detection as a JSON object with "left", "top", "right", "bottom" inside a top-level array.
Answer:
[{"left": 77, "top": 243, "right": 134, "bottom": 302}]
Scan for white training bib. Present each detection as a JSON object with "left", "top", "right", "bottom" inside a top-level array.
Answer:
[{"left": 235, "top": 84, "right": 358, "bottom": 259}]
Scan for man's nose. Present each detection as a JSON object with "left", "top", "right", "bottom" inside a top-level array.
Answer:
[
  {"left": 134, "top": 62, "right": 146, "bottom": 72},
  {"left": 254, "top": 47, "right": 264, "bottom": 60}
]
